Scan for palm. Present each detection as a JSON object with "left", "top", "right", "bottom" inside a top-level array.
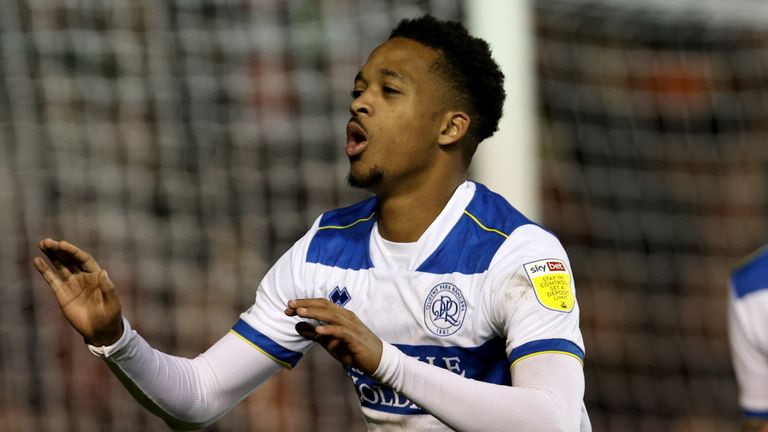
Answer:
[
  {"left": 33, "top": 239, "right": 123, "bottom": 346},
  {"left": 60, "top": 272, "right": 118, "bottom": 338}
]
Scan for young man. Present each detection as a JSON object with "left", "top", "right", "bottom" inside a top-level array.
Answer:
[
  {"left": 33, "top": 16, "right": 590, "bottom": 431},
  {"left": 729, "top": 245, "right": 768, "bottom": 432}
]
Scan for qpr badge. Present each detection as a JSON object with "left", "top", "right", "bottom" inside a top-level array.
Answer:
[{"left": 424, "top": 283, "right": 466, "bottom": 336}]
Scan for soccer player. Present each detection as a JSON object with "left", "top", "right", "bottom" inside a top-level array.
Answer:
[
  {"left": 33, "top": 15, "right": 590, "bottom": 431},
  {"left": 729, "top": 245, "right": 768, "bottom": 432}
]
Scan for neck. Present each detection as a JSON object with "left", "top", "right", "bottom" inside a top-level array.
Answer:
[{"left": 375, "top": 174, "right": 467, "bottom": 243}]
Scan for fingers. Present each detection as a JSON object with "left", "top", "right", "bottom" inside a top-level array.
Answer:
[
  {"left": 32, "top": 256, "right": 66, "bottom": 298},
  {"left": 295, "top": 321, "right": 318, "bottom": 340},
  {"left": 294, "top": 321, "right": 348, "bottom": 342},
  {"left": 98, "top": 270, "right": 117, "bottom": 300},
  {"left": 59, "top": 240, "right": 100, "bottom": 272},
  {"left": 286, "top": 299, "right": 348, "bottom": 325},
  {"left": 39, "top": 238, "right": 100, "bottom": 274},
  {"left": 39, "top": 240, "right": 74, "bottom": 278},
  {"left": 313, "top": 323, "right": 349, "bottom": 339},
  {"left": 287, "top": 299, "right": 359, "bottom": 342},
  {"left": 288, "top": 299, "right": 382, "bottom": 375}
]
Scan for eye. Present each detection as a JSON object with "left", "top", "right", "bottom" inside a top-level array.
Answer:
[
  {"left": 351, "top": 89, "right": 363, "bottom": 99},
  {"left": 382, "top": 86, "right": 400, "bottom": 95}
]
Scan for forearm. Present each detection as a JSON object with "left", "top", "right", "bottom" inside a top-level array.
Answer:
[
  {"left": 373, "top": 342, "right": 584, "bottom": 432},
  {"left": 91, "top": 318, "right": 281, "bottom": 430}
]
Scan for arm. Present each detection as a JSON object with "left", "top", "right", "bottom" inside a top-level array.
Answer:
[
  {"left": 93, "top": 319, "right": 282, "bottom": 430},
  {"left": 31, "top": 239, "right": 287, "bottom": 429},
  {"left": 286, "top": 299, "right": 585, "bottom": 432},
  {"left": 374, "top": 343, "right": 583, "bottom": 432}
]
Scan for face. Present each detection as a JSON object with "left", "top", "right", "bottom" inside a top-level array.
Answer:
[{"left": 346, "top": 37, "right": 450, "bottom": 194}]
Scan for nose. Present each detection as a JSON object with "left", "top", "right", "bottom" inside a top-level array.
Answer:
[{"left": 349, "top": 92, "right": 371, "bottom": 117}]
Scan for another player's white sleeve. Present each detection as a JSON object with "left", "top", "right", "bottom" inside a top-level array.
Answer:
[
  {"left": 374, "top": 344, "right": 585, "bottom": 432},
  {"left": 729, "top": 287, "right": 768, "bottom": 417},
  {"left": 91, "top": 317, "right": 282, "bottom": 430}
]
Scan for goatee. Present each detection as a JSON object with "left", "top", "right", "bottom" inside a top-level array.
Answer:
[{"left": 347, "top": 167, "right": 384, "bottom": 189}]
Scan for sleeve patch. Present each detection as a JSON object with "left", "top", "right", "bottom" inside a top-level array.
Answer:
[{"left": 523, "top": 259, "right": 574, "bottom": 313}]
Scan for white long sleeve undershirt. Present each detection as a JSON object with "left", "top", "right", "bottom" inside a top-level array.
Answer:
[
  {"left": 372, "top": 341, "right": 585, "bottom": 432},
  {"left": 92, "top": 318, "right": 585, "bottom": 431},
  {"left": 92, "top": 318, "right": 282, "bottom": 430}
]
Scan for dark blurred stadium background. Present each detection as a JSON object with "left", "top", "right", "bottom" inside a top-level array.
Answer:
[{"left": 1, "top": 0, "right": 766, "bottom": 431}]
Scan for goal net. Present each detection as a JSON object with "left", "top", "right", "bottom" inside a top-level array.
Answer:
[
  {"left": 536, "top": 0, "right": 768, "bottom": 430},
  {"left": 3, "top": 0, "right": 766, "bottom": 431},
  {"left": 0, "top": 1, "right": 461, "bottom": 431}
]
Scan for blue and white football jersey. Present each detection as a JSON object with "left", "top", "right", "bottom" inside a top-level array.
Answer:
[
  {"left": 729, "top": 245, "right": 768, "bottom": 419},
  {"left": 234, "top": 181, "right": 586, "bottom": 429}
]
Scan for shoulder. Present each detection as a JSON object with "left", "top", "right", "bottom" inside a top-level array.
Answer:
[
  {"left": 463, "top": 182, "right": 539, "bottom": 236},
  {"left": 305, "top": 196, "right": 378, "bottom": 270},
  {"left": 731, "top": 245, "right": 768, "bottom": 300},
  {"left": 315, "top": 195, "right": 378, "bottom": 229},
  {"left": 470, "top": 182, "right": 567, "bottom": 276},
  {"left": 416, "top": 182, "right": 561, "bottom": 275},
  {"left": 466, "top": 182, "right": 562, "bottom": 253},
  {"left": 416, "top": 182, "right": 539, "bottom": 275}
]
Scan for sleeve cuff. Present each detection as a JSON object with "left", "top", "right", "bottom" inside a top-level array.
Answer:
[
  {"left": 371, "top": 341, "right": 404, "bottom": 390},
  {"left": 509, "top": 338, "right": 585, "bottom": 368},
  {"left": 87, "top": 316, "right": 134, "bottom": 358}
]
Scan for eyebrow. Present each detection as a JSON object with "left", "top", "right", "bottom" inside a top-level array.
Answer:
[{"left": 354, "top": 68, "right": 407, "bottom": 84}]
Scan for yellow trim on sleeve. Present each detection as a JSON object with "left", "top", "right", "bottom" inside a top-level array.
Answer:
[
  {"left": 510, "top": 350, "right": 584, "bottom": 369},
  {"left": 463, "top": 210, "right": 509, "bottom": 239},
  {"left": 317, "top": 212, "right": 376, "bottom": 230},
  {"left": 733, "top": 243, "right": 768, "bottom": 271},
  {"left": 230, "top": 329, "right": 293, "bottom": 369}
]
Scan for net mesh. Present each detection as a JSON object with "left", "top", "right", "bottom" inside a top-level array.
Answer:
[
  {"left": 0, "top": 1, "right": 462, "bottom": 431},
  {"left": 3, "top": 0, "right": 767, "bottom": 431},
  {"left": 536, "top": 1, "right": 768, "bottom": 430}
]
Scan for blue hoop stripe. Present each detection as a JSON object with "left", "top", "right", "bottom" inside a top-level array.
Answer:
[
  {"left": 743, "top": 408, "right": 768, "bottom": 419},
  {"left": 231, "top": 319, "right": 302, "bottom": 369},
  {"left": 509, "top": 338, "right": 584, "bottom": 367}
]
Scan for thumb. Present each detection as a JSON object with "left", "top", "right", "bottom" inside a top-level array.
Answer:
[{"left": 99, "top": 270, "right": 117, "bottom": 298}]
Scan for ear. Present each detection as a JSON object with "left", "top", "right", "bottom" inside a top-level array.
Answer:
[{"left": 437, "top": 111, "right": 471, "bottom": 146}]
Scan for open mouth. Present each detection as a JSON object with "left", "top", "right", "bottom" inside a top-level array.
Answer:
[{"left": 346, "top": 120, "right": 369, "bottom": 157}]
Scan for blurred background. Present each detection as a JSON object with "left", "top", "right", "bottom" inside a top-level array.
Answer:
[{"left": 1, "top": 0, "right": 766, "bottom": 431}]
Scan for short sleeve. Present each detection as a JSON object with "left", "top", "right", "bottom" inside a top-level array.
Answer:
[
  {"left": 729, "top": 286, "right": 768, "bottom": 417},
  {"left": 231, "top": 217, "right": 322, "bottom": 369},
  {"left": 484, "top": 224, "right": 585, "bottom": 369}
]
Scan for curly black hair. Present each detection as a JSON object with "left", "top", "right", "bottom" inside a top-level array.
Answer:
[{"left": 389, "top": 15, "right": 505, "bottom": 166}]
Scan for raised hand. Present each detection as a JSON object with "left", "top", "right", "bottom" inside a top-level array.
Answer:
[
  {"left": 285, "top": 298, "right": 383, "bottom": 376},
  {"left": 32, "top": 238, "right": 123, "bottom": 346}
]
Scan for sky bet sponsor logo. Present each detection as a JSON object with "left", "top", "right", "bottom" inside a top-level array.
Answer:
[
  {"left": 527, "top": 260, "right": 567, "bottom": 274},
  {"left": 547, "top": 261, "right": 565, "bottom": 271}
]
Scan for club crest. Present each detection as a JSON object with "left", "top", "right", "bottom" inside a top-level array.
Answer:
[{"left": 423, "top": 282, "right": 466, "bottom": 336}]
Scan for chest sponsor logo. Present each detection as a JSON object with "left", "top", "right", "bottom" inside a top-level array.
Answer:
[
  {"left": 523, "top": 259, "right": 574, "bottom": 312},
  {"left": 329, "top": 286, "right": 351, "bottom": 307},
  {"left": 346, "top": 355, "right": 467, "bottom": 414},
  {"left": 423, "top": 282, "right": 466, "bottom": 336}
]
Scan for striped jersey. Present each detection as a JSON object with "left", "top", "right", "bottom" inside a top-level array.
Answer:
[
  {"left": 729, "top": 245, "right": 768, "bottom": 419},
  {"left": 233, "top": 181, "right": 586, "bottom": 429}
]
